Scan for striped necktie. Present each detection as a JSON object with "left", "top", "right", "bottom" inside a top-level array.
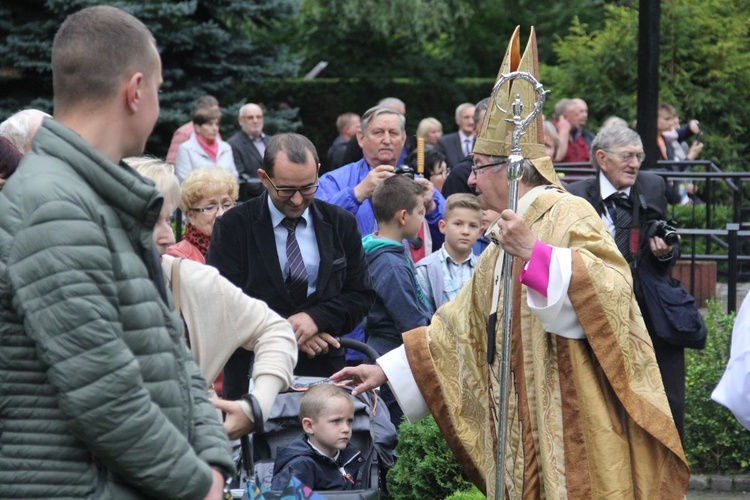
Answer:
[
  {"left": 282, "top": 217, "right": 308, "bottom": 304},
  {"left": 605, "top": 193, "right": 634, "bottom": 262}
]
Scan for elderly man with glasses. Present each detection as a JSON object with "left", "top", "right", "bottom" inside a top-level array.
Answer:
[
  {"left": 567, "top": 125, "right": 687, "bottom": 443},
  {"left": 207, "top": 133, "right": 375, "bottom": 419}
]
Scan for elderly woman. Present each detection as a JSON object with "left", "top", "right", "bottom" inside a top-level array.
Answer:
[
  {"left": 175, "top": 107, "right": 238, "bottom": 182},
  {"left": 127, "top": 157, "right": 296, "bottom": 438},
  {"left": 168, "top": 167, "right": 239, "bottom": 264},
  {"left": 416, "top": 117, "right": 443, "bottom": 149},
  {"left": 0, "top": 136, "right": 23, "bottom": 192}
]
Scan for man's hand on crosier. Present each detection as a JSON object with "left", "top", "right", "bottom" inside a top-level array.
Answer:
[
  {"left": 330, "top": 364, "right": 387, "bottom": 396},
  {"left": 353, "top": 165, "right": 394, "bottom": 203},
  {"left": 288, "top": 312, "right": 319, "bottom": 345},
  {"left": 496, "top": 210, "right": 537, "bottom": 261},
  {"left": 202, "top": 468, "right": 226, "bottom": 500},
  {"left": 211, "top": 398, "right": 254, "bottom": 440},
  {"left": 300, "top": 333, "right": 340, "bottom": 358},
  {"left": 414, "top": 177, "right": 437, "bottom": 213}
]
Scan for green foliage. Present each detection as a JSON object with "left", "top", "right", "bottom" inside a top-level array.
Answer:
[
  {"left": 387, "top": 417, "right": 473, "bottom": 500},
  {"left": 446, "top": 486, "right": 485, "bottom": 500},
  {"left": 0, "top": 0, "right": 300, "bottom": 156},
  {"left": 548, "top": 0, "right": 750, "bottom": 168},
  {"left": 684, "top": 300, "right": 750, "bottom": 472}
]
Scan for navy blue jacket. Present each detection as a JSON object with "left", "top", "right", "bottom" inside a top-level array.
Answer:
[
  {"left": 271, "top": 435, "right": 364, "bottom": 491},
  {"left": 362, "top": 235, "right": 431, "bottom": 356}
]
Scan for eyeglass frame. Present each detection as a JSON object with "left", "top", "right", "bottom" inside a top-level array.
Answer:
[
  {"left": 471, "top": 157, "right": 508, "bottom": 176},
  {"left": 604, "top": 150, "right": 646, "bottom": 164},
  {"left": 265, "top": 176, "right": 320, "bottom": 199},
  {"left": 189, "top": 202, "right": 237, "bottom": 214}
]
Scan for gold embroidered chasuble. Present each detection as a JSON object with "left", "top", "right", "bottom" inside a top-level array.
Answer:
[{"left": 402, "top": 187, "right": 689, "bottom": 499}]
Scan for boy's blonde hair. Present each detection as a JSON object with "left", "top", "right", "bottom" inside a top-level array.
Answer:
[
  {"left": 443, "top": 193, "right": 482, "bottom": 220},
  {"left": 299, "top": 384, "right": 353, "bottom": 423}
]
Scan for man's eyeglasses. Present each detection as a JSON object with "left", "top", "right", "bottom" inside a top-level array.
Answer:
[
  {"left": 266, "top": 177, "right": 319, "bottom": 199},
  {"left": 190, "top": 202, "right": 236, "bottom": 214},
  {"left": 471, "top": 158, "right": 508, "bottom": 176},
  {"left": 606, "top": 150, "right": 646, "bottom": 164}
]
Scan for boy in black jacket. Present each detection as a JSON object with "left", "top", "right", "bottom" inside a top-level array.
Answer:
[{"left": 271, "top": 385, "right": 363, "bottom": 491}]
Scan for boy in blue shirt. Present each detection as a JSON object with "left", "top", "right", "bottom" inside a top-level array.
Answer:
[
  {"left": 362, "top": 175, "right": 432, "bottom": 427},
  {"left": 416, "top": 193, "right": 483, "bottom": 313}
]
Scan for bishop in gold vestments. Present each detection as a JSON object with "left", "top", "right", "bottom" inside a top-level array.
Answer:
[{"left": 332, "top": 26, "right": 689, "bottom": 499}]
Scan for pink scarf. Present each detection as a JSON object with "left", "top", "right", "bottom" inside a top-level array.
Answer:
[{"left": 195, "top": 134, "right": 218, "bottom": 162}]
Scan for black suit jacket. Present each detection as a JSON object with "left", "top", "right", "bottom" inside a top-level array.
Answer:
[
  {"left": 227, "top": 131, "right": 269, "bottom": 200},
  {"left": 207, "top": 197, "right": 375, "bottom": 397},
  {"left": 437, "top": 132, "right": 472, "bottom": 169}
]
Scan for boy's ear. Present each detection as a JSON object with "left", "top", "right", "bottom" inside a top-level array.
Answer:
[
  {"left": 301, "top": 417, "right": 314, "bottom": 434},
  {"left": 396, "top": 209, "right": 407, "bottom": 226},
  {"left": 438, "top": 219, "right": 447, "bottom": 234}
]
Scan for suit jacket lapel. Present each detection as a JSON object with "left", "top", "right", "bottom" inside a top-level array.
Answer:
[
  {"left": 587, "top": 174, "right": 605, "bottom": 216},
  {"left": 253, "top": 199, "right": 295, "bottom": 306},
  {"left": 311, "top": 201, "right": 333, "bottom": 298},
  {"left": 242, "top": 133, "right": 263, "bottom": 166}
]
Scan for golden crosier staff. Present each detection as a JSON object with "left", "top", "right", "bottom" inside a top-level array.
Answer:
[
  {"left": 491, "top": 70, "right": 547, "bottom": 500},
  {"left": 416, "top": 137, "right": 425, "bottom": 174}
]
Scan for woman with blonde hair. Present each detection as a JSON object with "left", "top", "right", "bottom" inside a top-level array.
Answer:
[
  {"left": 416, "top": 117, "right": 443, "bottom": 149},
  {"left": 169, "top": 167, "right": 239, "bottom": 264},
  {"left": 127, "top": 157, "right": 296, "bottom": 437}
]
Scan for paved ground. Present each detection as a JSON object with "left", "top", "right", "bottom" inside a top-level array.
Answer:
[{"left": 689, "top": 493, "right": 750, "bottom": 499}]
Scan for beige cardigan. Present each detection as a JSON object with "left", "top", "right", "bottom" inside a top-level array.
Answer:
[{"left": 161, "top": 255, "right": 297, "bottom": 422}]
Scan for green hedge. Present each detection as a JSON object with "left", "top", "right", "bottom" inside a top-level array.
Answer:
[{"left": 685, "top": 300, "right": 750, "bottom": 472}]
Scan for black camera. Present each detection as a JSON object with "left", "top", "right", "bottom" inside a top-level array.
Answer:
[
  {"left": 646, "top": 220, "right": 680, "bottom": 246},
  {"left": 393, "top": 165, "right": 416, "bottom": 179}
]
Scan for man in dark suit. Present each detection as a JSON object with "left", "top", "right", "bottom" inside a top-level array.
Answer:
[
  {"left": 566, "top": 125, "right": 686, "bottom": 442},
  {"left": 441, "top": 98, "right": 488, "bottom": 198},
  {"left": 207, "top": 133, "right": 375, "bottom": 402},
  {"left": 228, "top": 103, "right": 269, "bottom": 201},
  {"left": 436, "top": 102, "right": 475, "bottom": 170}
]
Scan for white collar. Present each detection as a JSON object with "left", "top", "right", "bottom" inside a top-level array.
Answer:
[
  {"left": 267, "top": 196, "right": 312, "bottom": 227},
  {"left": 599, "top": 173, "right": 632, "bottom": 200}
]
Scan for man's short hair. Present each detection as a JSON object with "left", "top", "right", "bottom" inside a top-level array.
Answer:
[
  {"left": 372, "top": 175, "right": 423, "bottom": 224},
  {"left": 192, "top": 107, "right": 221, "bottom": 126},
  {"left": 552, "top": 98, "right": 572, "bottom": 121},
  {"left": 52, "top": 6, "right": 157, "bottom": 113},
  {"left": 193, "top": 95, "right": 219, "bottom": 115},
  {"left": 263, "top": 133, "right": 319, "bottom": 178},
  {"left": 360, "top": 106, "right": 406, "bottom": 136},
  {"left": 590, "top": 126, "right": 643, "bottom": 170},
  {"left": 454, "top": 103, "right": 474, "bottom": 121},
  {"left": 179, "top": 168, "right": 239, "bottom": 213},
  {"left": 299, "top": 384, "right": 352, "bottom": 423},
  {"left": 0, "top": 109, "right": 51, "bottom": 154},
  {"left": 377, "top": 97, "right": 405, "bottom": 114},
  {"left": 336, "top": 112, "right": 359, "bottom": 134},
  {"left": 474, "top": 98, "right": 490, "bottom": 125},
  {"left": 658, "top": 103, "right": 677, "bottom": 118},
  {"left": 126, "top": 157, "right": 181, "bottom": 211},
  {"left": 444, "top": 193, "right": 482, "bottom": 220}
]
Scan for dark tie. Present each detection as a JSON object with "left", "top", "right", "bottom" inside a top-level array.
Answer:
[
  {"left": 282, "top": 217, "right": 308, "bottom": 304},
  {"left": 605, "top": 193, "right": 634, "bottom": 261}
]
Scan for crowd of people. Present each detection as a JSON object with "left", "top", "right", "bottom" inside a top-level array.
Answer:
[{"left": 0, "top": 7, "right": 745, "bottom": 499}]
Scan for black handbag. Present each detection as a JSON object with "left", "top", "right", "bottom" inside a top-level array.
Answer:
[{"left": 635, "top": 254, "right": 707, "bottom": 350}]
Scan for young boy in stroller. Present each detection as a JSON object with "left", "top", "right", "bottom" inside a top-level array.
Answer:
[{"left": 271, "top": 385, "right": 363, "bottom": 490}]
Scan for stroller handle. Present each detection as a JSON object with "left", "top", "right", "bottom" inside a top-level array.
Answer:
[{"left": 337, "top": 337, "right": 380, "bottom": 362}]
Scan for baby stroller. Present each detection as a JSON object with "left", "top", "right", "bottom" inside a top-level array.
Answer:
[{"left": 233, "top": 339, "right": 398, "bottom": 499}]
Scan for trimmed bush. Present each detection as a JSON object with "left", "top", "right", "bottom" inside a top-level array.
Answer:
[{"left": 387, "top": 417, "right": 472, "bottom": 499}]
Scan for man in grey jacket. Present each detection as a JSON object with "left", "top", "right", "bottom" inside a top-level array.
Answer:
[{"left": 0, "top": 6, "right": 233, "bottom": 499}]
